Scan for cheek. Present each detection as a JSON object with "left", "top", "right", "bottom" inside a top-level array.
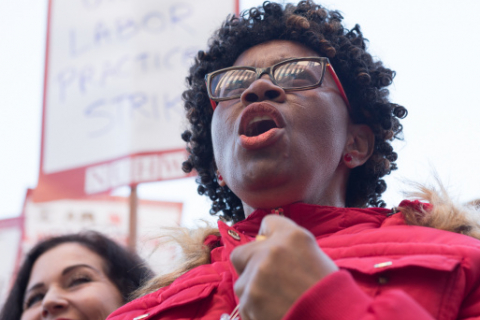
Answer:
[
  {"left": 20, "top": 307, "right": 41, "bottom": 320},
  {"left": 298, "top": 96, "right": 346, "bottom": 132},
  {"left": 211, "top": 108, "right": 237, "bottom": 169},
  {"left": 211, "top": 114, "right": 227, "bottom": 166},
  {"left": 292, "top": 93, "right": 349, "bottom": 155},
  {"left": 79, "top": 285, "right": 124, "bottom": 317}
]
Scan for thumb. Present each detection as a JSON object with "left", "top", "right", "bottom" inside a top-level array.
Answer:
[{"left": 258, "top": 214, "right": 299, "bottom": 238}]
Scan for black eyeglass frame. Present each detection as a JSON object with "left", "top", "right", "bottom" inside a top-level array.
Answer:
[{"left": 204, "top": 56, "right": 350, "bottom": 111}]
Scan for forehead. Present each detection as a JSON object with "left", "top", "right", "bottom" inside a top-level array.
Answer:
[
  {"left": 28, "top": 243, "right": 105, "bottom": 284},
  {"left": 233, "top": 40, "right": 320, "bottom": 67}
]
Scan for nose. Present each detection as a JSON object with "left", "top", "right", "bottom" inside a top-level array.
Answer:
[
  {"left": 240, "top": 75, "right": 286, "bottom": 105},
  {"left": 41, "top": 288, "right": 68, "bottom": 319}
]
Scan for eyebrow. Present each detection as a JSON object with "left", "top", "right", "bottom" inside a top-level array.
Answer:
[
  {"left": 270, "top": 56, "right": 295, "bottom": 65},
  {"left": 61, "top": 264, "right": 100, "bottom": 276},
  {"left": 243, "top": 56, "right": 296, "bottom": 68},
  {"left": 25, "top": 264, "right": 100, "bottom": 295},
  {"left": 25, "top": 283, "right": 45, "bottom": 296}
]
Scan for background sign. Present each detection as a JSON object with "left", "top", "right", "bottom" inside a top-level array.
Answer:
[
  {"left": 0, "top": 190, "right": 183, "bottom": 305},
  {"left": 23, "top": 194, "right": 183, "bottom": 275},
  {"left": 0, "top": 216, "right": 24, "bottom": 306},
  {"left": 34, "top": 0, "right": 238, "bottom": 201}
]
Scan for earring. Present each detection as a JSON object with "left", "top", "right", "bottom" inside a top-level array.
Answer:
[
  {"left": 216, "top": 170, "right": 226, "bottom": 187},
  {"left": 344, "top": 154, "right": 352, "bottom": 162}
]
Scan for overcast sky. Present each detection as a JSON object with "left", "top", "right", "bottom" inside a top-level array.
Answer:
[{"left": 1, "top": 0, "right": 479, "bottom": 224}]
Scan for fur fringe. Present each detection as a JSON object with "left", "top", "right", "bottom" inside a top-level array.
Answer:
[
  {"left": 400, "top": 181, "right": 480, "bottom": 240},
  {"left": 130, "top": 223, "right": 220, "bottom": 300}
]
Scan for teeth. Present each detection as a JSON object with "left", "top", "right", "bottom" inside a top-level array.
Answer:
[
  {"left": 245, "top": 115, "right": 278, "bottom": 137},
  {"left": 248, "top": 115, "right": 274, "bottom": 126}
]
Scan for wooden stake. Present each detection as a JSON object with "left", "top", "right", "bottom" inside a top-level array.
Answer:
[{"left": 128, "top": 184, "right": 138, "bottom": 252}]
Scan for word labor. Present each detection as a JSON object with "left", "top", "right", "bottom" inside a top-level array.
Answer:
[
  {"left": 57, "top": 46, "right": 196, "bottom": 102},
  {"left": 70, "top": 4, "right": 194, "bottom": 57},
  {"left": 84, "top": 91, "right": 182, "bottom": 138}
]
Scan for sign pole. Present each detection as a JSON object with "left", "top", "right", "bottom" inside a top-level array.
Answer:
[{"left": 128, "top": 184, "right": 138, "bottom": 252}]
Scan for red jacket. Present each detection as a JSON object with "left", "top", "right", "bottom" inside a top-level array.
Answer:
[{"left": 108, "top": 202, "right": 480, "bottom": 320}]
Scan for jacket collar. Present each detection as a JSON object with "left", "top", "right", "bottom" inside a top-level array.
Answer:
[
  {"left": 232, "top": 202, "right": 392, "bottom": 239},
  {"left": 214, "top": 202, "right": 394, "bottom": 298}
]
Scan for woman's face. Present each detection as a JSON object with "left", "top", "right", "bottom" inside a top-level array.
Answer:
[
  {"left": 211, "top": 40, "right": 352, "bottom": 215},
  {"left": 21, "top": 243, "right": 123, "bottom": 320}
]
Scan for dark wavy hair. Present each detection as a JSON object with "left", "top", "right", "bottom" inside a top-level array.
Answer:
[
  {"left": 181, "top": 0, "right": 407, "bottom": 223},
  {"left": 0, "top": 231, "right": 154, "bottom": 320}
]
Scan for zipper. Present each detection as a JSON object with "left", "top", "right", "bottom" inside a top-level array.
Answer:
[{"left": 220, "top": 305, "right": 239, "bottom": 320}]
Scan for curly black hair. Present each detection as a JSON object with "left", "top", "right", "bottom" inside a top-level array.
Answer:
[{"left": 181, "top": 0, "right": 407, "bottom": 223}]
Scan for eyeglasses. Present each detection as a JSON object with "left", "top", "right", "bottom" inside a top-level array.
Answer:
[{"left": 205, "top": 57, "right": 350, "bottom": 111}]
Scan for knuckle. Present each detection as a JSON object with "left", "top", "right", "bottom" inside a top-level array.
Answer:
[
  {"left": 263, "top": 214, "right": 278, "bottom": 223},
  {"left": 261, "top": 214, "right": 282, "bottom": 228},
  {"left": 233, "top": 279, "right": 244, "bottom": 297},
  {"left": 241, "top": 279, "right": 263, "bottom": 304},
  {"left": 256, "top": 259, "right": 272, "bottom": 277},
  {"left": 288, "top": 227, "right": 314, "bottom": 244},
  {"left": 230, "top": 246, "right": 243, "bottom": 265},
  {"left": 267, "top": 243, "right": 286, "bottom": 260},
  {"left": 248, "top": 285, "right": 263, "bottom": 305}
]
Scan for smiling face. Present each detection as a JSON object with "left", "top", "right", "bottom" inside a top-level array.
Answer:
[
  {"left": 211, "top": 40, "right": 353, "bottom": 216},
  {"left": 21, "top": 243, "right": 123, "bottom": 320}
]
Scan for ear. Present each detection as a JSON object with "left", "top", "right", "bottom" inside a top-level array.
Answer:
[
  {"left": 343, "top": 124, "right": 375, "bottom": 169},
  {"left": 216, "top": 169, "right": 227, "bottom": 187}
]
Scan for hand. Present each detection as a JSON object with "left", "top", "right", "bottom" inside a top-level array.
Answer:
[{"left": 230, "top": 215, "right": 338, "bottom": 320}]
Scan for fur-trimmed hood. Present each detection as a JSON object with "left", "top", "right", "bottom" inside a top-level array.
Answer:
[{"left": 401, "top": 183, "right": 480, "bottom": 240}]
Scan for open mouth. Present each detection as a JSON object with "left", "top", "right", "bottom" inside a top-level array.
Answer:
[
  {"left": 245, "top": 116, "right": 278, "bottom": 137},
  {"left": 238, "top": 103, "right": 285, "bottom": 149},
  {"left": 238, "top": 103, "right": 286, "bottom": 144}
]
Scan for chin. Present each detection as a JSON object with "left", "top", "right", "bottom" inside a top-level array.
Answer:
[{"left": 238, "top": 184, "right": 301, "bottom": 211}]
